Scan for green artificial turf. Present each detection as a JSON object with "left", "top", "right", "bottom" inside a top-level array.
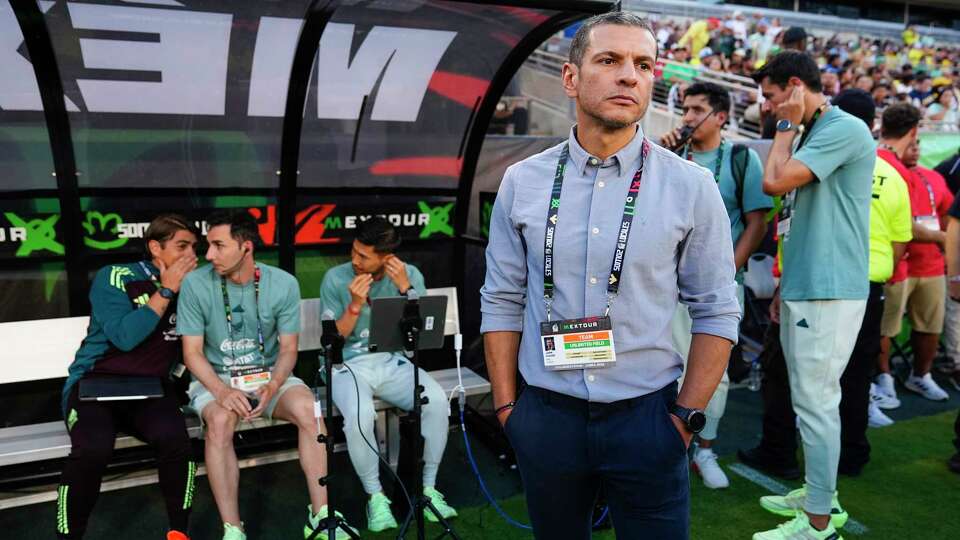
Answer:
[
  {"left": 364, "top": 411, "right": 960, "bottom": 539},
  {"left": 2, "top": 411, "right": 957, "bottom": 539}
]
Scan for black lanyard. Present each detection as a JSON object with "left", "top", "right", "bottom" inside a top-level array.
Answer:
[
  {"left": 542, "top": 139, "right": 650, "bottom": 320},
  {"left": 220, "top": 267, "right": 265, "bottom": 365},
  {"left": 795, "top": 103, "right": 828, "bottom": 152},
  {"left": 780, "top": 104, "right": 829, "bottom": 224}
]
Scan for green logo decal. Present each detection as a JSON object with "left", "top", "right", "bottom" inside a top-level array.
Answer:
[
  {"left": 66, "top": 408, "right": 78, "bottom": 431},
  {"left": 5, "top": 213, "right": 64, "bottom": 256},
  {"left": 110, "top": 266, "right": 136, "bottom": 292},
  {"left": 418, "top": 201, "right": 454, "bottom": 238},
  {"left": 82, "top": 211, "right": 128, "bottom": 250}
]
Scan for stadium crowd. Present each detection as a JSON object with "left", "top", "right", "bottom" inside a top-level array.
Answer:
[{"left": 654, "top": 12, "right": 960, "bottom": 131}]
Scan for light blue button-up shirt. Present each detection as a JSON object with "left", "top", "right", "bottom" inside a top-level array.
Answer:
[{"left": 480, "top": 125, "right": 741, "bottom": 403}]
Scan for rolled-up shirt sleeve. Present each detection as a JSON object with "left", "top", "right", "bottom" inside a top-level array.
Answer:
[
  {"left": 677, "top": 174, "right": 742, "bottom": 342},
  {"left": 480, "top": 166, "right": 528, "bottom": 333}
]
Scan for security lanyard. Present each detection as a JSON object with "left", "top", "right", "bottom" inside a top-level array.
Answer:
[
  {"left": 220, "top": 267, "right": 265, "bottom": 364},
  {"left": 795, "top": 103, "right": 828, "bottom": 153},
  {"left": 780, "top": 104, "right": 828, "bottom": 223},
  {"left": 542, "top": 139, "right": 650, "bottom": 320},
  {"left": 683, "top": 140, "right": 724, "bottom": 182}
]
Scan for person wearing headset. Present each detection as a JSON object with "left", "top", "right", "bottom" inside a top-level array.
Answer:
[{"left": 177, "top": 210, "right": 352, "bottom": 540}]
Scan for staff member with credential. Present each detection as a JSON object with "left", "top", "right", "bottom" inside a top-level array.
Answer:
[{"left": 480, "top": 12, "right": 741, "bottom": 540}]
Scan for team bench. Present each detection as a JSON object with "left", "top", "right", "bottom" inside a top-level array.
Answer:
[{"left": 0, "top": 287, "right": 489, "bottom": 509}]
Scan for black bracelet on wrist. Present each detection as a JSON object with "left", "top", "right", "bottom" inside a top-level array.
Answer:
[{"left": 495, "top": 401, "right": 517, "bottom": 416}]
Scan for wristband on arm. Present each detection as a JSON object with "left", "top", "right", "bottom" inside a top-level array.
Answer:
[{"left": 495, "top": 401, "right": 516, "bottom": 417}]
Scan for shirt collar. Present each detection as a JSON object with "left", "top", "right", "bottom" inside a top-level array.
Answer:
[{"left": 567, "top": 124, "right": 645, "bottom": 176}]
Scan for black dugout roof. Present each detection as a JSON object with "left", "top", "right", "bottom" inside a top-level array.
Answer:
[{"left": 1, "top": 0, "right": 613, "bottom": 318}]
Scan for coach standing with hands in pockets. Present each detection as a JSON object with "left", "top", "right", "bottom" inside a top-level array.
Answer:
[{"left": 480, "top": 11, "right": 741, "bottom": 540}]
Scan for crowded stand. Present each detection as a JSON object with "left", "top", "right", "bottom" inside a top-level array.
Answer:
[
  {"left": 3, "top": 3, "right": 960, "bottom": 540},
  {"left": 649, "top": 12, "right": 960, "bottom": 136}
]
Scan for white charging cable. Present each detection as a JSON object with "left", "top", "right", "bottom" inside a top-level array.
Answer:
[{"left": 447, "top": 331, "right": 466, "bottom": 414}]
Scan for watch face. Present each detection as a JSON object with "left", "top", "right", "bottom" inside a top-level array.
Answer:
[
  {"left": 776, "top": 119, "right": 792, "bottom": 131},
  {"left": 159, "top": 287, "right": 175, "bottom": 299},
  {"left": 688, "top": 411, "right": 707, "bottom": 433}
]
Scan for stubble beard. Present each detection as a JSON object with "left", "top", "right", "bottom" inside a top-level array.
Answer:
[{"left": 584, "top": 98, "right": 648, "bottom": 131}]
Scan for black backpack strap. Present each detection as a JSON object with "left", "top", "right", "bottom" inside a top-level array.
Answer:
[{"left": 731, "top": 144, "right": 750, "bottom": 213}]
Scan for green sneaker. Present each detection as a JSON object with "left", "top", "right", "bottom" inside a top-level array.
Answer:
[
  {"left": 423, "top": 486, "right": 458, "bottom": 522},
  {"left": 753, "top": 512, "right": 843, "bottom": 540},
  {"left": 759, "top": 485, "right": 848, "bottom": 529},
  {"left": 222, "top": 523, "right": 246, "bottom": 540},
  {"left": 365, "top": 492, "right": 398, "bottom": 532},
  {"left": 304, "top": 504, "right": 358, "bottom": 540}
]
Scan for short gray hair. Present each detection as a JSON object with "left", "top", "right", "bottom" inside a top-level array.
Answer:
[{"left": 568, "top": 12, "right": 657, "bottom": 67}]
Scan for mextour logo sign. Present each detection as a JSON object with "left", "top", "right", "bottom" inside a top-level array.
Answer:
[
  {"left": 253, "top": 201, "right": 455, "bottom": 245},
  {"left": 0, "top": 199, "right": 455, "bottom": 258}
]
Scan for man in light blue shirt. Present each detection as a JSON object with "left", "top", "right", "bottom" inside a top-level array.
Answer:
[
  {"left": 480, "top": 12, "right": 740, "bottom": 540},
  {"left": 752, "top": 51, "right": 874, "bottom": 540}
]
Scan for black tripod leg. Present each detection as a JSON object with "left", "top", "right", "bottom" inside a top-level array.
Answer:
[
  {"left": 306, "top": 516, "right": 362, "bottom": 540},
  {"left": 423, "top": 499, "right": 462, "bottom": 540},
  {"left": 397, "top": 497, "right": 461, "bottom": 540},
  {"left": 397, "top": 506, "right": 415, "bottom": 539}
]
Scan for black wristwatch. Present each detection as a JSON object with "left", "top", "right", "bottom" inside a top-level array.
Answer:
[
  {"left": 158, "top": 287, "right": 176, "bottom": 300},
  {"left": 669, "top": 403, "right": 707, "bottom": 434}
]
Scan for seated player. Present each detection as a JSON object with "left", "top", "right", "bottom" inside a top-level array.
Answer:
[
  {"left": 178, "top": 210, "right": 352, "bottom": 540},
  {"left": 320, "top": 217, "right": 457, "bottom": 532},
  {"left": 57, "top": 214, "right": 199, "bottom": 540}
]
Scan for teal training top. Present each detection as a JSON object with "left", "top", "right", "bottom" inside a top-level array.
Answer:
[
  {"left": 176, "top": 263, "right": 301, "bottom": 374},
  {"left": 319, "top": 262, "right": 426, "bottom": 362},
  {"left": 62, "top": 261, "right": 179, "bottom": 415}
]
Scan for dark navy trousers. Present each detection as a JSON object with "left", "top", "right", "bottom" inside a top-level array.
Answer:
[{"left": 504, "top": 383, "right": 690, "bottom": 539}]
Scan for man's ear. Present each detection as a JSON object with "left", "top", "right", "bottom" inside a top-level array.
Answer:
[
  {"left": 148, "top": 239, "right": 162, "bottom": 259},
  {"left": 716, "top": 109, "right": 729, "bottom": 128},
  {"left": 562, "top": 62, "right": 579, "bottom": 99}
]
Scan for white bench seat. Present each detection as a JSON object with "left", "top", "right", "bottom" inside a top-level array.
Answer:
[
  {"left": 0, "top": 366, "right": 489, "bottom": 469},
  {"left": 0, "top": 286, "right": 490, "bottom": 510}
]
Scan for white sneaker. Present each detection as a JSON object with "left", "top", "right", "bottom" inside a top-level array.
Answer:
[
  {"left": 692, "top": 446, "right": 729, "bottom": 489},
  {"left": 870, "top": 382, "right": 900, "bottom": 409},
  {"left": 875, "top": 372, "right": 899, "bottom": 401},
  {"left": 868, "top": 401, "right": 895, "bottom": 428},
  {"left": 904, "top": 372, "right": 950, "bottom": 401}
]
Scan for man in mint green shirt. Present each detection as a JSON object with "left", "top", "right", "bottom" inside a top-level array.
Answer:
[
  {"left": 178, "top": 210, "right": 350, "bottom": 540},
  {"left": 319, "top": 217, "right": 456, "bottom": 532},
  {"left": 751, "top": 51, "right": 874, "bottom": 540},
  {"left": 661, "top": 81, "right": 772, "bottom": 491}
]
